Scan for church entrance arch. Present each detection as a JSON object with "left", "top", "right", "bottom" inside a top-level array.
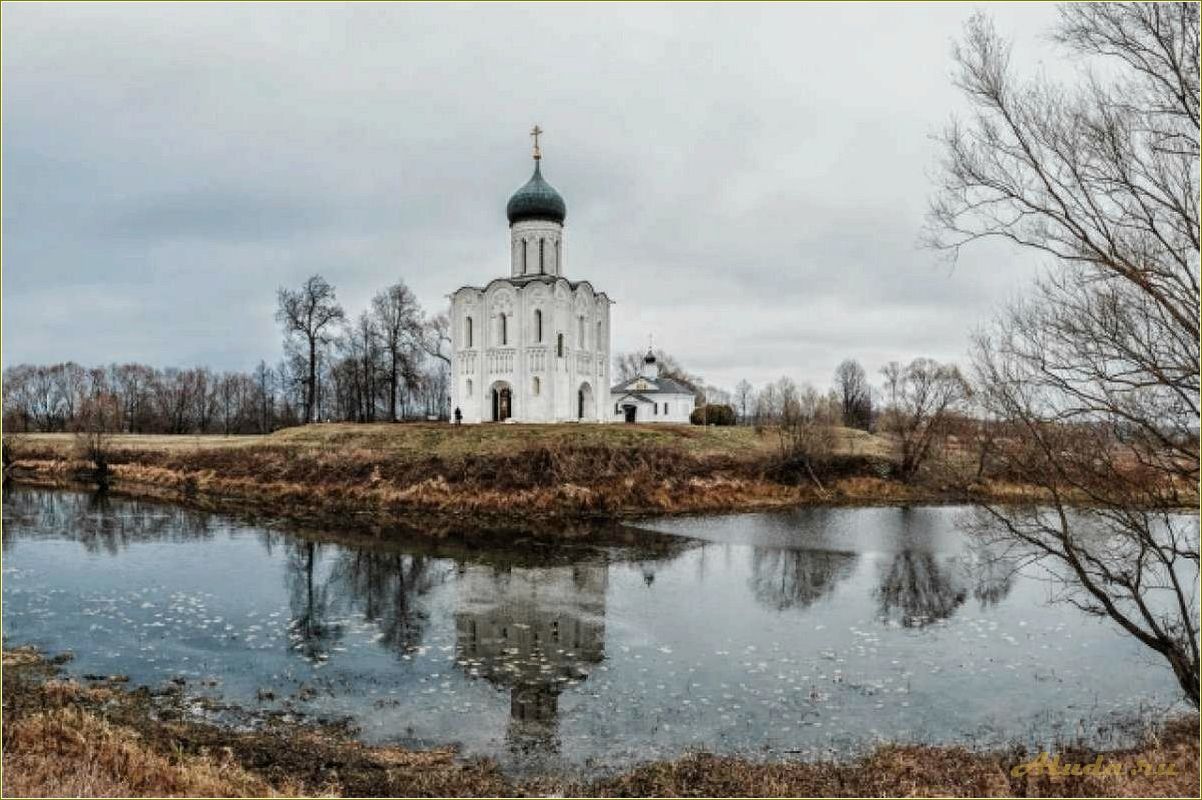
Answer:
[
  {"left": 577, "top": 382, "right": 594, "bottom": 420},
  {"left": 490, "top": 381, "right": 513, "bottom": 422}
]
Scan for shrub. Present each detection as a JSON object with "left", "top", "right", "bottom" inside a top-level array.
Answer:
[{"left": 690, "top": 404, "right": 736, "bottom": 426}]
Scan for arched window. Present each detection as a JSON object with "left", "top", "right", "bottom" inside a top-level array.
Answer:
[
  {"left": 596, "top": 320, "right": 602, "bottom": 348},
  {"left": 535, "top": 309, "right": 543, "bottom": 343},
  {"left": 578, "top": 316, "right": 585, "bottom": 348},
  {"left": 522, "top": 240, "right": 528, "bottom": 273},
  {"left": 466, "top": 379, "right": 473, "bottom": 396},
  {"left": 539, "top": 239, "right": 545, "bottom": 272},
  {"left": 500, "top": 314, "right": 508, "bottom": 346},
  {"left": 663, "top": 402, "right": 668, "bottom": 414},
  {"left": 465, "top": 317, "right": 473, "bottom": 348},
  {"left": 557, "top": 333, "right": 564, "bottom": 358},
  {"left": 532, "top": 376, "right": 541, "bottom": 396},
  {"left": 555, "top": 240, "right": 561, "bottom": 273}
]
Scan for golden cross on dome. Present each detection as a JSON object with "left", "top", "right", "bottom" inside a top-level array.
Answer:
[{"left": 531, "top": 125, "right": 543, "bottom": 160}]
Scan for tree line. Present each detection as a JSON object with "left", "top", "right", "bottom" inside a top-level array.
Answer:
[
  {"left": 2, "top": 275, "right": 452, "bottom": 434},
  {"left": 274, "top": 274, "right": 451, "bottom": 425},
  {"left": 722, "top": 356, "right": 971, "bottom": 487}
]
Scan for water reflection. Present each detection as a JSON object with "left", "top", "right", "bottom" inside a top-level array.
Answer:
[
  {"left": 455, "top": 563, "right": 606, "bottom": 753},
  {"left": 748, "top": 548, "right": 857, "bottom": 611},
  {"left": 875, "top": 550, "right": 968, "bottom": 628},
  {"left": 967, "top": 547, "right": 1016, "bottom": 608},
  {"left": 286, "top": 541, "right": 346, "bottom": 661},
  {"left": 2, "top": 485, "right": 218, "bottom": 553},
  {"left": 329, "top": 550, "right": 439, "bottom": 657},
  {"left": 2, "top": 485, "right": 1186, "bottom": 772}
]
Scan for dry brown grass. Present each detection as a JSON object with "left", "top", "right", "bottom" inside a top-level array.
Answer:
[
  {"left": 6, "top": 423, "right": 1190, "bottom": 528},
  {"left": 581, "top": 721, "right": 1201, "bottom": 798},
  {"left": 11, "top": 432, "right": 266, "bottom": 453},
  {"left": 2, "top": 647, "right": 44, "bottom": 668},
  {"left": 11, "top": 421, "right": 893, "bottom": 461},
  {"left": 2, "top": 424, "right": 910, "bottom": 526},
  {"left": 2, "top": 707, "right": 293, "bottom": 798}
]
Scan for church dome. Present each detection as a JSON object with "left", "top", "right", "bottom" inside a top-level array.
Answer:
[
  {"left": 643, "top": 350, "right": 657, "bottom": 364},
  {"left": 506, "top": 161, "right": 566, "bottom": 225}
]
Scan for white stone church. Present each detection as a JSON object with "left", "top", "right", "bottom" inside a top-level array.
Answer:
[{"left": 449, "top": 130, "right": 694, "bottom": 424}]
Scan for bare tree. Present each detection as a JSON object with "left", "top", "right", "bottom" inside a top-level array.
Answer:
[
  {"left": 774, "top": 377, "right": 835, "bottom": 490},
  {"left": 930, "top": 4, "right": 1199, "bottom": 705},
  {"left": 833, "top": 359, "right": 872, "bottom": 430},
  {"left": 112, "top": 363, "right": 153, "bottom": 433},
  {"left": 192, "top": 366, "right": 216, "bottom": 433},
  {"left": 421, "top": 312, "right": 452, "bottom": 367},
  {"left": 2, "top": 365, "right": 38, "bottom": 431},
  {"left": 55, "top": 363, "right": 87, "bottom": 425},
  {"left": 276, "top": 275, "right": 345, "bottom": 424},
  {"left": 370, "top": 281, "right": 422, "bottom": 422},
  {"left": 72, "top": 390, "right": 120, "bottom": 486},
  {"left": 276, "top": 356, "right": 304, "bottom": 426},
  {"left": 252, "top": 361, "right": 276, "bottom": 433},
  {"left": 733, "top": 379, "right": 754, "bottom": 424},
  {"left": 879, "top": 361, "right": 902, "bottom": 409},
  {"left": 216, "top": 372, "right": 246, "bottom": 435},
  {"left": 753, "top": 381, "right": 780, "bottom": 434},
  {"left": 877, "top": 358, "right": 968, "bottom": 482},
  {"left": 420, "top": 313, "right": 452, "bottom": 419}
]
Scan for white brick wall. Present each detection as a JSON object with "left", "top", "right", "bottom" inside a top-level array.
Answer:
[{"left": 451, "top": 277, "right": 611, "bottom": 424}]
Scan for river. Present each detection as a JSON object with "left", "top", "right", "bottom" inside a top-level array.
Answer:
[{"left": 0, "top": 485, "right": 1188, "bottom": 776}]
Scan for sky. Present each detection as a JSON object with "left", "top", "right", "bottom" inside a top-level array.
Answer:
[{"left": 2, "top": 1, "right": 1070, "bottom": 391}]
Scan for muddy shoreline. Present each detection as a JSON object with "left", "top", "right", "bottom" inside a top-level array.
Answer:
[{"left": 3, "top": 646, "right": 1197, "bottom": 797}]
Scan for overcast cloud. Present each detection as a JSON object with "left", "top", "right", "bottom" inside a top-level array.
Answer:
[{"left": 2, "top": 1, "right": 1068, "bottom": 390}]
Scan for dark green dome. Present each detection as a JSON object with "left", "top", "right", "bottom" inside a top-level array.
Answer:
[{"left": 506, "top": 161, "right": 566, "bottom": 225}]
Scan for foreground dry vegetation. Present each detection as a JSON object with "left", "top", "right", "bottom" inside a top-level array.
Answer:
[
  {"left": 3, "top": 647, "right": 1197, "bottom": 798},
  {"left": 2, "top": 422, "right": 1070, "bottom": 531}
]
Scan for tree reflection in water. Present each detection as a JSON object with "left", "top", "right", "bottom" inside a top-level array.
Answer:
[
  {"left": 748, "top": 547, "right": 858, "bottom": 611},
  {"left": 453, "top": 562, "right": 607, "bottom": 755},
  {"left": 327, "top": 549, "right": 440, "bottom": 655},
  {"left": 285, "top": 540, "right": 345, "bottom": 662},
  {"left": 967, "top": 545, "right": 1016, "bottom": 608},
  {"left": 1, "top": 485, "right": 215, "bottom": 554},
  {"left": 283, "top": 542, "right": 452, "bottom": 663},
  {"left": 875, "top": 550, "right": 968, "bottom": 627},
  {"left": 875, "top": 543, "right": 1016, "bottom": 628}
]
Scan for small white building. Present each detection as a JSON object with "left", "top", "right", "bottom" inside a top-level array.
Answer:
[
  {"left": 449, "top": 130, "right": 612, "bottom": 423},
  {"left": 609, "top": 351, "right": 696, "bottom": 424}
]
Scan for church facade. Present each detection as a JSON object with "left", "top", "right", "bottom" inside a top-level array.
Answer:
[{"left": 449, "top": 131, "right": 612, "bottom": 423}]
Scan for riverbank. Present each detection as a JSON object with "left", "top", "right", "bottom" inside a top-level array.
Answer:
[
  {"left": 4, "top": 646, "right": 1196, "bottom": 797},
  {"left": 2, "top": 424, "right": 1063, "bottom": 531}
]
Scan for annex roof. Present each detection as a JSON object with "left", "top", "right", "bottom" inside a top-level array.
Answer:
[{"left": 610, "top": 376, "right": 695, "bottom": 396}]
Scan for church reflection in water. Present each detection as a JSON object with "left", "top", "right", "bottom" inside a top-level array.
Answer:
[{"left": 453, "top": 562, "right": 607, "bottom": 753}]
